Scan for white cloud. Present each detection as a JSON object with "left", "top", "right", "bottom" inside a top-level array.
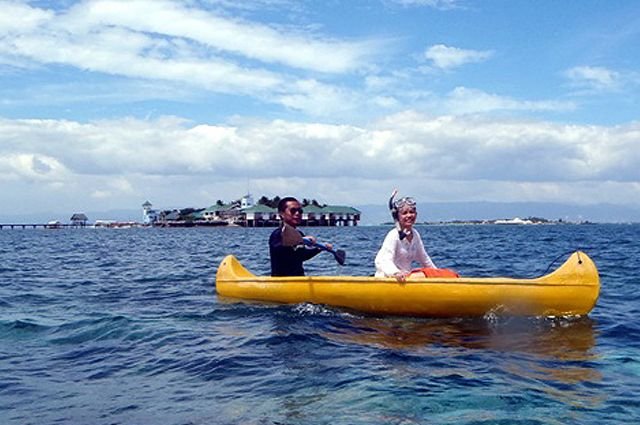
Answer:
[
  {"left": 1, "top": 114, "right": 639, "bottom": 211},
  {"left": 565, "top": 66, "right": 622, "bottom": 92},
  {"left": 0, "top": 2, "right": 53, "bottom": 34},
  {"left": 0, "top": 0, "right": 383, "bottom": 116},
  {"left": 424, "top": 44, "right": 493, "bottom": 70},
  {"left": 391, "top": 0, "right": 461, "bottom": 10},
  {"left": 90, "top": 189, "right": 111, "bottom": 199},
  {"left": 443, "top": 87, "right": 576, "bottom": 114},
  {"left": 63, "top": 0, "right": 375, "bottom": 73},
  {"left": 372, "top": 96, "right": 400, "bottom": 108},
  {"left": 0, "top": 153, "right": 70, "bottom": 183},
  {"left": 275, "top": 79, "right": 364, "bottom": 116},
  {"left": 0, "top": 0, "right": 376, "bottom": 75},
  {"left": 90, "top": 176, "right": 133, "bottom": 199},
  {"left": 4, "top": 15, "right": 285, "bottom": 94}
]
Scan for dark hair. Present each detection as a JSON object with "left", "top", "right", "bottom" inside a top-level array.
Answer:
[{"left": 277, "top": 196, "right": 299, "bottom": 213}]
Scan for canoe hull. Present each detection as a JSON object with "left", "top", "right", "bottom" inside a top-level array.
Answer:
[{"left": 215, "top": 251, "right": 600, "bottom": 317}]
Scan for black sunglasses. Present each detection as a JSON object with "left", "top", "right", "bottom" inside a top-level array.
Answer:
[{"left": 288, "top": 207, "right": 303, "bottom": 214}]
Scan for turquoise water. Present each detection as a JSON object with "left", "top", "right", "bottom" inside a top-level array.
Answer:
[{"left": 1, "top": 224, "right": 639, "bottom": 424}]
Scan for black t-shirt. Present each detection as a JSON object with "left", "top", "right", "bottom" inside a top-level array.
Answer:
[{"left": 269, "top": 227, "right": 320, "bottom": 276}]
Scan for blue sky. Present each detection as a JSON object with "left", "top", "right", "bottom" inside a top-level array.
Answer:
[{"left": 1, "top": 0, "right": 639, "bottom": 219}]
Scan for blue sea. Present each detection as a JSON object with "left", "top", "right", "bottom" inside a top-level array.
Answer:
[{"left": 1, "top": 224, "right": 639, "bottom": 424}]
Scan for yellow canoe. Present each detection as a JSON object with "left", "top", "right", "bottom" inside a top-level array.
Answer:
[{"left": 215, "top": 251, "right": 600, "bottom": 317}]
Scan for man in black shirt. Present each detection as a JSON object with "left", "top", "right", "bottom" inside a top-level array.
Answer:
[{"left": 269, "top": 197, "right": 328, "bottom": 276}]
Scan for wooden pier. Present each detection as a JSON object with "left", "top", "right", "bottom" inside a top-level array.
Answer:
[{"left": 0, "top": 223, "right": 82, "bottom": 229}]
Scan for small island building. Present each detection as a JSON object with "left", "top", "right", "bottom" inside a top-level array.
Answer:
[
  {"left": 202, "top": 201, "right": 242, "bottom": 224},
  {"left": 142, "top": 201, "right": 160, "bottom": 225},
  {"left": 146, "top": 194, "right": 360, "bottom": 227},
  {"left": 201, "top": 194, "right": 254, "bottom": 225},
  {"left": 70, "top": 213, "right": 88, "bottom": 227},
  {"left": 241, "top": 203, "right": 361, "bottom": 227},
  {"left": 241, "top": 204, "right": 280, "bottom": 227},
  {"left": 294, "top": 204, "right": 356, "bottom": 226}
]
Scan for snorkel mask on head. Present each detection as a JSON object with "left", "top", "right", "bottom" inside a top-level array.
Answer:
[
  {"left": 388, "top": 190, "right": 416, "bottom": 240},
  {"left": 394, "top": 196, "right": 416, "bottom": 211}
]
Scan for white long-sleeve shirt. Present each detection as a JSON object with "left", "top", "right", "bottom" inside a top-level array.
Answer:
[{"left": 375, "top": 228, "right": 436, "bottom": 277}]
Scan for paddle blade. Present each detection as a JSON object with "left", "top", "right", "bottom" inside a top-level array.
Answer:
[
  {"left": 333, "top": 249, "right": 346, "bottom": 266},
  {"left": 281, "top": 224, "right": 303, "bottom": 246}
]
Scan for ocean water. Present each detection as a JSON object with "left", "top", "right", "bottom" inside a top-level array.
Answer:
[{"left": 1, "top": 224, "right": 639, "bottom": 425}]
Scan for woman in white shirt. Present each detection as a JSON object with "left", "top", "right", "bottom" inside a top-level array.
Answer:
[{"left": 375, "top": 195, "right": 436, "bottom": 282}]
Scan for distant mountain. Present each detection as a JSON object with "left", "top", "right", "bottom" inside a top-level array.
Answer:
[{"left": 355, "top": 202, "right": 640, "bottom": 225}]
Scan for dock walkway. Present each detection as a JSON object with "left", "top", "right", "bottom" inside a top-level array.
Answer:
[{"left": 0, "top": 223, "right": 82, "bottom": 229}]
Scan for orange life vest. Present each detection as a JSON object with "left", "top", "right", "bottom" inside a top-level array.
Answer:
[{"left": 410, "top": 268, "right": 459, "bottom": 278}]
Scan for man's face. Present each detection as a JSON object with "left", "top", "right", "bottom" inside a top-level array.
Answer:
[{"left": 281, "top": 200, "right": 303, "bottom": 227}]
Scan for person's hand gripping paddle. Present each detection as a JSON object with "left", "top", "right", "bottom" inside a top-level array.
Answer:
[{"left": 281, "top": 223, "right": 346, "bottom": 265}]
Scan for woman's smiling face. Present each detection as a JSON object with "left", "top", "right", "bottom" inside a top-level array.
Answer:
[{"left": 398, "top": 204, "right": 417, "bottom": 228}]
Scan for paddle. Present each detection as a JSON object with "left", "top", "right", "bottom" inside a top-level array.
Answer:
[
  {"left": 281, "top": 223, "right": 346, "bottom": 265},
  {"left": 302, "top": 237, "right": 346, "bottom": 266}
]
